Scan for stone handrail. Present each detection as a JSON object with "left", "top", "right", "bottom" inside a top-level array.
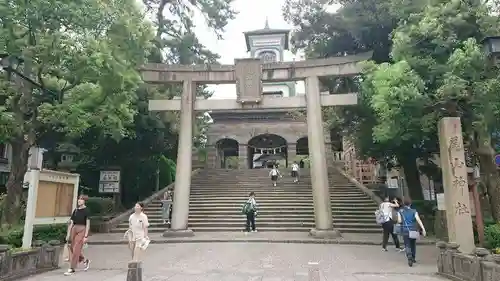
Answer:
[
  {"left": 331, "top": 165, "right": 382, "bottom": 205},
  {"left": 436, "top": 241, "right": 500, "bottom": 281},
  {"left": 332, "top": 151, "right": 344, "bottom": 162},
  {"left": 0, "top": 241, "right": 63, "bottom": 281},
  {"left": 101, "top": 169, "right": 202, "bottom": 233}
]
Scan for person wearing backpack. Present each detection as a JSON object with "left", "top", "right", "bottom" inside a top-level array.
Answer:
[
  {"left": 241, "top": 192, "right": 257, "bottom": 232},
  {"left": 378, "top": 196, "right": 402, "bottom": 252}
]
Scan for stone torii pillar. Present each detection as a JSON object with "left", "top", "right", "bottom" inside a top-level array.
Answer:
[{"left": 142, "top": 52, "right": 371, "bottom": 237}]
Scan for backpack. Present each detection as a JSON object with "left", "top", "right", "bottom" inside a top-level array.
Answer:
[
  {"left": 374, "top": 209, "right": 385, "bottom": 224},
  {"left": 241, "top": 202, "right": 255, "bottom": 214}
]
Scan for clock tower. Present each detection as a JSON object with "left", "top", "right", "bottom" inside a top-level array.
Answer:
[{"left": 243, "top": 19, "right": 296, "bottom": 97}]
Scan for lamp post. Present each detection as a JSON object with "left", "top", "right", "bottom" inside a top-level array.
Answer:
[
  {"left": 0, "top": 53, "right": 24, "bottom": 71},
  {"left": 482, "top": 36, "right": 500, "bottom": 64},
  {"left": 0, "top": 53, "right": 52, "bottom": 94}
]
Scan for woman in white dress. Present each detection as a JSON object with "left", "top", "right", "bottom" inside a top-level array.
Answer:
[{"left": 125, "top": 202, "right": 150, "bottom": 261}]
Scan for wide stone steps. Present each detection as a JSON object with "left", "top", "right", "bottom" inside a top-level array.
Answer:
[
  {"left": 144, "top": 216, "right": 375, "bottom": 223},
  {"left": 111, "top": 168, "right": 381, "bottom": 234},
  {"left": 111, "top": 226, "right": 376, "bottom": 233}
]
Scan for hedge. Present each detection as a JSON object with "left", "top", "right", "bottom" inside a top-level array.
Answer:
[
  {"left": 85, "top": 197, "right": 115, "bottom": 216},
  {"left": 0, "top": 224, "right": 67, "bottom": 248},
  {"left": 485, "top": 223, "right": 500, "bottom": 253}
]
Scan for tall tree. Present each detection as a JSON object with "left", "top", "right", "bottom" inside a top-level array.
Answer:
[
  {"left": 364, "top": 0, "right": 500, "bottom": 219},
  {"left": 141, "top": 0, "right": 237, "bottom": 146},
  {"left": 0, "top": 0, "right": 153, "bottom": 224},
  {"left": 282, "top": 0, "right": 436, "bottom": 199}
]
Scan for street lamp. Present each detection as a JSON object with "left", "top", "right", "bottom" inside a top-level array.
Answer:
[
  {"left": 0, "top": 53, "right": 24, "bottom": 71},
  {"left": 0, "top": 53, "right": 56, "bottom": 95},
  {"left": 482, "top": 36, "right": 500, "bottom": 64}
]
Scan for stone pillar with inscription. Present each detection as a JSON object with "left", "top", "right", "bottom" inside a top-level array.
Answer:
[
  {"left": 305, "top": 76, "right": 340, "bottom": 238},
  {"left": 238, "top": 144, "right": 248, "bottom": 169},
  {"left": 163, "top": 80, "right": 195, "bottom": 237},
  {"left": 438, "top": 117, "right": 474, "bottom": 253}
]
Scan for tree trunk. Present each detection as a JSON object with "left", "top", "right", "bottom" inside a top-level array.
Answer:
[
  {"left": 475, "top": 143, "right": 500, "bottom": 222},
  {"left": 3, "top": 138, "right": 30, "bottom": 225},
  {"left": 398, "top": 152, "right": 424, "bottom": 200}
]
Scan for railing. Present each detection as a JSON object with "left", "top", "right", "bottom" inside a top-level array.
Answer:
[
  {"left": 332, "top": 151, "right": 343, "bottom": 162},
  {"left": 101, "top": 169, "right": 203, "bottom": 232},
  {"left": 436, "top": 242, "right": 500, "bottom": 281},
  {"left": 0, "top": 241, "right": 63, "bottom": 281},
  {"left": 354, "top": 162, "right": 377, "bottom": 184}
]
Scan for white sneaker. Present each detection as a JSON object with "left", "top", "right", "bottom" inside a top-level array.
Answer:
[
  {"left": 251, "top": 230, "right": 257, "bottom": 233},
  {"left": 64, "top": 269, "right": 75, "bottom": 276},
  {"left": 83, "top": 259, "right": 90, "bottom": 271}
]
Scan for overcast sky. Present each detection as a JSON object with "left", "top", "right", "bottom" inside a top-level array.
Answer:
[
  {"left": 144, "top": 0, "right": 339, "bottom": 99},
  {"left": 192, "top": 0, "right": 305, "bottom": 99}
]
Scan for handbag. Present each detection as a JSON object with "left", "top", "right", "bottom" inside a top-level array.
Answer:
[
  {"left": 401, "top": 210, "right": 420, "bottom": 240},
  {"left": 138, "top": 237, "right": 150, "bottom": 250}
]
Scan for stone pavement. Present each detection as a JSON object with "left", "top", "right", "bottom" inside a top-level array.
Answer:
[
  {"left": 21, "top": 243, "right": 445, "bottom": 281},
  {"left": 87, "top": 232, "right": 437, "bottom": 246}
]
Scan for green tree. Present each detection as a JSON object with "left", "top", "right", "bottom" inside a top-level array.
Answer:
[
  {"left": 364, "top": 0, "right": 500, "bottom": 219},
  {"left": 0, "top": 0, "right": 153, "bottom": 224},
  {"left": 283, "top": 0, "right": 427, "bottom": 198},
  {"left": 57, "top": 0, "right": 237, "bottom": 206},
  {"left": 140, "top": 0, "right": 237, "bottom": 157}
]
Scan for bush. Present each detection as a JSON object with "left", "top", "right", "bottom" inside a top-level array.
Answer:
[
  {"left": 0, "top": 224, "right": 67, "bottom": 248},
  {"left": 86, "top": 197, "right": 115, "bottom": 216},
  {"left": 473, "top": 217, "right": 497, "bottom": 244},
  {"left": 485, "top": 223, "right": 500, "bottom": 251}
]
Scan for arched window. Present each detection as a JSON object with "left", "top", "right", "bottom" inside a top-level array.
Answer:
[{"left": 258, "top": 51, "right": 277, "bottom": 62}]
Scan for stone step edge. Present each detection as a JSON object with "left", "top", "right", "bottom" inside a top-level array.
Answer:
[{"left": 88, "top": 237, "right": 435, "bottom": 246}]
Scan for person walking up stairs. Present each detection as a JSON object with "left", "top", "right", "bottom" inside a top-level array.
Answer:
[{"left": 242, "top": 192, "right": 258, "bottom": 232}]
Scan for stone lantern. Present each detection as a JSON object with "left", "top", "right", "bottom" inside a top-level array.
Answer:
[
  {"left": 482, "top": 36, "right": 500, "bottom": 63},
  {"left": 57, "top": 143, "right": 80, "bottom": 172}
]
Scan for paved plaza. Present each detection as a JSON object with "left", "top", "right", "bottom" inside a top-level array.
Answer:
[{"left": 23, "top": 243, "right": 445, "bottom": 281}]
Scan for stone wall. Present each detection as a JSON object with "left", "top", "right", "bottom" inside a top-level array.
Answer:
[
  {"left": 0, "top": 241, "right": 63, "bottom": 281},
  {"left": 436, "top": 241, "right": 500, "bottom": 281}
]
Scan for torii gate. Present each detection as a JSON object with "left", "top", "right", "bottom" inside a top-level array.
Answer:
[{"left": 142, "top": 52, "right": 372, "bottom": 238}]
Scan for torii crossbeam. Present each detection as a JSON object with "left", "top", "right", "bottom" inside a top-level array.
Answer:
[{"left": 143, "top": 52, "right": 371, "bottom": 238}]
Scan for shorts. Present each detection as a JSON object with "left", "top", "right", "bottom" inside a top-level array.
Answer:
[
  {"left": 271, "top": 175, "right": 278, "bottom": 181},
  {"left": 291, "top": 171, "right": 297, "bottom": 177}
]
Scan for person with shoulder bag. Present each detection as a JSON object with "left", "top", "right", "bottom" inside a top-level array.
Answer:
[
  {"left": 64, "top": 195, "right": 91, "bottom": 276},
  {"left": 125, "top": 202, "right": 150, "bottom": 261},
  {"left": 397, "top": 197, "right": 427, "bottom": 267}
]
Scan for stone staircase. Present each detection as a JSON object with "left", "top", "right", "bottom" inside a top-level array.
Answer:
[{"left": 111, "top": 168, "right": 380, "bottom": 233}]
